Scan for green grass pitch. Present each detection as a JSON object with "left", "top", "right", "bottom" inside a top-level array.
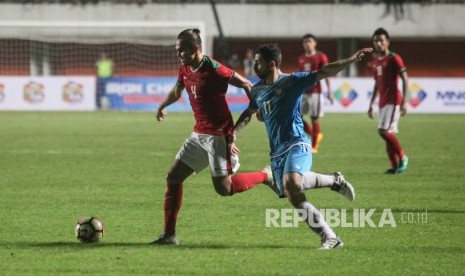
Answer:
[{"left": 1, "top": 112, "right": 464, "bottom": 275}]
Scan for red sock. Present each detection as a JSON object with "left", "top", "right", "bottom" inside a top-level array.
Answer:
[
  {"left": 230, "top": 172, "right": 268, "bottom": 195},
  {"left": 386, "top": 143, "right": 398, "bottom": 169},
  {"left": 303, "top": 120, "right": 313, "bottom": 135},
  {"left": 312, "top": 121, "right": 320, "bottom": 148},
  {"left": 385, "top": 132, "right": 405, "bottom": 159},
  {"left": 163, "top": 183, "right": 183, "bottom": 235}
]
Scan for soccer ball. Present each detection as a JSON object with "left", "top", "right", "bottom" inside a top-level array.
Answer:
[{"left": 75, "top": 217, "right": 104, "bottom": 243}]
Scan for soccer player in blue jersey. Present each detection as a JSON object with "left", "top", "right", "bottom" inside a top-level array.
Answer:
[{"left": 233, "top": 44, "right": 372, "bottom": 249}]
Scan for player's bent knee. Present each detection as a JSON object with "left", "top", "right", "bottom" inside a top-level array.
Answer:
[
  {"left": 283, "top": 173, "right": 302, "bottom": 193},
  {"left": 378, "top": 129, "right": 387, "bottom": 136},
  {"left": 212, "top": 177, "right": 232, "bottom": 196},
  {"left": 214, "top": 185, "right": 231, "bottom": 196},
  {"left": 166, "top": 172, "right": 184, "bottom": 185},
  {"left": 284, "top": 181, "right": 301, "bottom": 193}
]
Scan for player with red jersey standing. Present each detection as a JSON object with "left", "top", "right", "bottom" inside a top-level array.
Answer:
[
  {"left": 368, "top": 28, "right": 409, "bottom": 174},
  {"left": 297, "top": 34, "right": 333, "bottom": 153},
  {"left": 151, "top": 29, "right": 273, "bottom": 245}
]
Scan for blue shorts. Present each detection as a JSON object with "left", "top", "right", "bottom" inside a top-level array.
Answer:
[{"left": 270, "top": 143, "right": 312, "bottom": 198}]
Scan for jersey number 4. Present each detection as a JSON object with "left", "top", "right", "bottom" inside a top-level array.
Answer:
[{"left": 191, "top": 85, "right": 197, "bottom": 99}]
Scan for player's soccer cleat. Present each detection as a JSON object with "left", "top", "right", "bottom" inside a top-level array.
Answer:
[
  {"left": 319, "top": 237, "right": 344, "bottom": 250},
  {"left": 262, "top": 166, "right": 280, "bottom": 196},
  {"left": 262, "top": 166, "right": 273, "bottom": 185},
  {"left": 150, "top": 233, "right": 179, "bottom": 245},
  {"left": 311, "top": 133, "right": 324, "bottom": 154},
  {"left": 385, "top": 168, "right": 397, "bottom": 174},
  {"left": 331, "top": 172, "right": 355, "bottom": 201},
  {"left": 397, "top": 155, "right": 409, "bottom": 174},
  {"left": 316, "top": 133, "right": 324, "bottom": 147}
]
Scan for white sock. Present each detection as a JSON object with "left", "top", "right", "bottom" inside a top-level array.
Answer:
[
  {"left": 301, "top": 171, "right": 334, "bottom": 191},
  {"left": 297, "top": 201, "right": 336, "bottom": 240}
]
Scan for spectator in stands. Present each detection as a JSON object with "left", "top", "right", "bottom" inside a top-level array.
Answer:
[
  {"left": 129, "top": 0, "right": 146, "bottom": 5},
  {"left": 95, "top": 52, "right": 114, "bottom": 110},
  {"left": 70, "top": 0, "right": 96, "bottom": 4},
  {"left": 227, "top": 53, "right": 240, "bottom": 71},
  {"left": 382, "top": 0, "right": 405, "bottom": 21},
  {"left": 243, "top": 48, "right": 256, "bottom": 78}
]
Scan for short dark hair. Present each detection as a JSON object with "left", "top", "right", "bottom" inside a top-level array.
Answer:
[
  {"left": 255, "top": 43, "right": 282, "bottom": 68},
  {"left": 372, "top": 28, "right": 390, "bottom": 40},
  {"left": 177, "top": 28, "right": 202, "bottom": 49},
  {"left": 302, "top": 33, "right": 317, "bottom": 41}
]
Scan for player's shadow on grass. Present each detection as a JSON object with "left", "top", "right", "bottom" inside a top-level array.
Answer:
[
  {"left": 3, "top": 242, "right": 150, "bottom": 249},
  {"left": 2, "top": 241, "right": 305, "bottom": 250},
  {"left": 379, "top": 208, "right": 465, "bottom": 214},
  {"left": 169, "top": 243, "right": 306, "bottom": 250}
]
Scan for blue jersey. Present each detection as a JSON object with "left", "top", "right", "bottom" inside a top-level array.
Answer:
[{"left": 249, "top": 72, "right": 317, "bottom": 157}]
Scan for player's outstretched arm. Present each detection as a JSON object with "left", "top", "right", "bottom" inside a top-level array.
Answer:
[
  {"left": 229, "top": 72, "right": 253, "bottom": 99},
  {"left": 316, "top": 48, "right": 373, "bottom": 81},
  {"left": 229, "top": 107, "right": 258, "bottom": 156},
  {"left": 156, "top": 84, "right": 184, "bottom": 122},
  {"left": 233, "top": 107, "right": 257, "bottom": 135}
]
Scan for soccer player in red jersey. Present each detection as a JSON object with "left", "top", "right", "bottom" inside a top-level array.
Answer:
[
  {"left": 151, "top": 29, "right": 272, "bottom": 245},
  {"left": 368, "top": 28, "right": 409, "bottom": 174},
  {"left": 297, "top": 34, "right": 333, "bottom": 153}
]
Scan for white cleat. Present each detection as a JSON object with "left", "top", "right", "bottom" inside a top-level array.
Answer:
[
  {"left": 262, "top": 166, "right": 273, "bottom": 185},
  {"left": 150, "top": 233, "right": 179, "bottom": 245},
  {"left": 262, "top": 166, "right": 280, "bottom": 196},
  {"left": 319, "top": 237, "right": 344, "bottom": 250},
  {"left": 331, "top": 172, "right": 355, "bottom": 201}
]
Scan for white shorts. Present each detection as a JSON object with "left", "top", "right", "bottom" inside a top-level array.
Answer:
[
  {"left": 301, "top": 93, "right": 323, "bottom": 118},
  {"left": 378, "top": 104, "right": 401, "bottom": 133},
  {"left": 175, "top": 132, "right": 240, "bottom": 177}
]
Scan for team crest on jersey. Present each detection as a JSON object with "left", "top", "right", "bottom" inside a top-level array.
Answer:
[{"left": 275, "top": 89, "right": 282, "bottom": 96}]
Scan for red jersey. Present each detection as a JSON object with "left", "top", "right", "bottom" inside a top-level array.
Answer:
[
  {"left": 372, "top": 51, "right": 406, "bottom": 108},
  {"left": 177, "top": 56, "right": 234, "bottom": 136},
  {"left": 297, "top": 51, "right": 328, "bottom": 94}
]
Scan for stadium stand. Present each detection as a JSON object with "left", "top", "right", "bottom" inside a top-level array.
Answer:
[
  {"left": 1, "top": 0, "right": 464, "bottom": 4},
  {"left": 0, "top": 1, "right": 463, "bottom": 77}
]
